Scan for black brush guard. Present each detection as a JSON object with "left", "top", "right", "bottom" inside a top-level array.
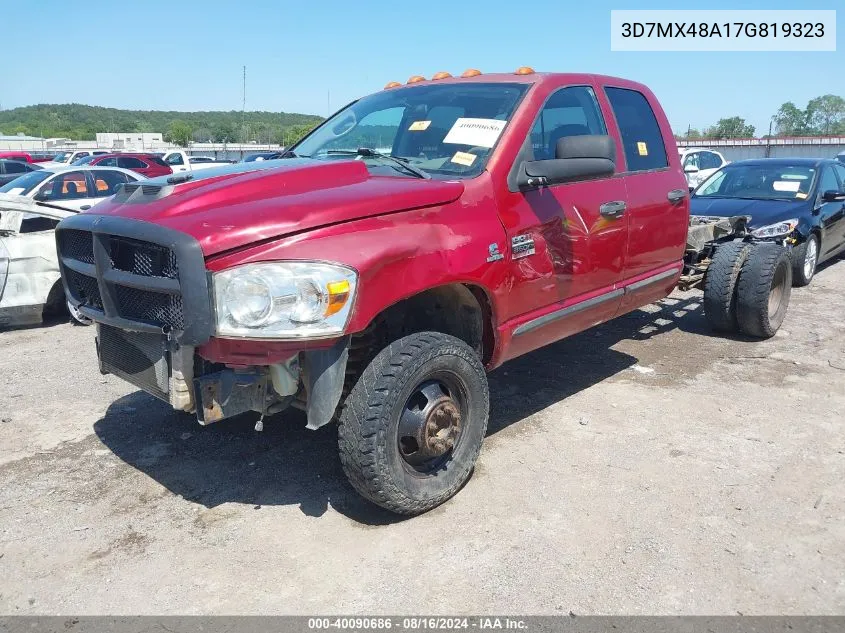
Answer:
[{"left": 55, "top": 214, "right": 214, "bottom": 401}]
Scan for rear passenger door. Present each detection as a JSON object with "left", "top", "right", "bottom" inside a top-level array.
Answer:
[{"left": 602, "top": 85, "right": 689, "bottom": 310}]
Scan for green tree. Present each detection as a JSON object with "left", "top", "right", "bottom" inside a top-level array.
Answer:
[
  {"left": 706, "top": 117, "right": 755, "bottom": 139},
  {"left": 806, "top": 94, "right": 845, "bottom": 135},
  {"left": 774, "top": 102, "right": 810, "bottom": 136},
  {"left": 166, "top": 120, "right": 192, "bottom": 146}
]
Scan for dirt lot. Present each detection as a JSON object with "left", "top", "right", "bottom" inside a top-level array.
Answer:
[{"left": 1, "top": 259, "right": 844, "bottom": 615}]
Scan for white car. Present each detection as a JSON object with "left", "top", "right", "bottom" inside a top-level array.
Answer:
[
  {"left": 0, "top": 165, "right": 141, "bottom": 211},
  {"left": 162, "top": 150, "right": 234, "bottom": 173},
  {"left": 0, "top": 166, "right": 142, "bottom": 327},
  {"left": 679, "top": 148, "right": 728, "bottom": 190},
  {"left": 42, "top": 149, "right": 110, "bottom": 168}
]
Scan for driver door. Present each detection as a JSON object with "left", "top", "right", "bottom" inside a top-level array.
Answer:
[{"left": 497, "top": 84, "right": 628, "bottom": 346}]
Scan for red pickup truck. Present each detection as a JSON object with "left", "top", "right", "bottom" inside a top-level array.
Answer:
[{"left": 56, "top": 69, "right": 791, "bottom": 514}]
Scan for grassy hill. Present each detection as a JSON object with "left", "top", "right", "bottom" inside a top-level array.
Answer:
[{"left": 0, "top": 103, "right": 324, "bottom": 144}]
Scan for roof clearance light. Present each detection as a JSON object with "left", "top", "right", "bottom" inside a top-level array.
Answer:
[
  {"left": 384, "top": 81, "right": 401, "bottom": 89},
  {"left": 514, "top": 66, "right": 535, "bottom": 75},
  {"left": 432, "top": 71, "right": 452, "bottom": 80},
  {"left": 461, "top": 69, "right": 482, "bottom": 77},
  {"left": 407, "top": 75, "right": 426, "bottom": 84}
]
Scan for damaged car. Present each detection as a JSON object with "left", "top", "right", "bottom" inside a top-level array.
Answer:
[
  {"left": 0, "top": 195, "right": 90, "bottom": 327},
  {"left": 691, "top": 158, "right": 845, "bottom": 286}
]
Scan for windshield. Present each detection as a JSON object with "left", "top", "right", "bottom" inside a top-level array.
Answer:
[
  {"left": 51, "top": 152, "right": 71, "bottom": 162},
  {"left": 694, "top": 164, "right": 817, "bottom": 201},
  {"left": 0, "top": 170, "right": 52, "bottom": 195},
  {"left": 72, "top": 155, "right": 94, "bottom": 165},
  {"left": 292, "top": 82, "right": 529, "bottom": 179}
]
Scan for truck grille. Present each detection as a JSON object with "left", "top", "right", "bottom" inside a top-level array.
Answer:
[
  {"left": 115, "top": 286, "right": 184, "bottom": 329},
  {"left": 59, "top": 229, "right": 95, "bottom": 264},
  {"left": 110, "top": 236, "right": 179, "bottom": 279},
  {"left": 55, "top": 214, "right": 212, "bottom": 346},
  {"left": 98, "top": 324, "right": 169, "bottom": 400},
  {"left": 65, "top": 268, "right": 103, "bottom": 310}
]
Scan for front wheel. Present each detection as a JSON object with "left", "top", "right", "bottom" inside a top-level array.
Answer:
[
  {"left": 791, "top": 234, "right": 818, "bottom": 287},
  {"left": 338, "top": 332, "right": 489, "bottom": 515}
]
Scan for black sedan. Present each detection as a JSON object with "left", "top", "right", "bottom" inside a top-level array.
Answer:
[
  {"left": 0, "top": 159, "right": 41, "bottom": 186},
  {"left": 691, "top": 158, "right": 845, "bottom": 286}
]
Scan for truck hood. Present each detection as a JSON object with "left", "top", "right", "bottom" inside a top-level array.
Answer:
[
  {"left": 87, "top": 159, "right": 465, "bottom": 256},
  {"left": 690, "top": 196, "right": 811, "bottom": 230}
]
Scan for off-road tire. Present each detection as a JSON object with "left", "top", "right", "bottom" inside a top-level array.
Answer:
[
  {"left": 790, "top": 234, "right": 818, "bottom": 287},
  {"left": 736, "top": 244, "right": 792, "bottom": 339},
  {"left": 337, "top": 332, "right": 489, "bottom": 515},
  {"left": 703, "top": 241, "right": 752, "bottom": 332}
]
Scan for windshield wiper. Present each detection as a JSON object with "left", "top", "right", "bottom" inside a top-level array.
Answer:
[{"left": 325, "top": 148, "right": 431, "bottom": 179}]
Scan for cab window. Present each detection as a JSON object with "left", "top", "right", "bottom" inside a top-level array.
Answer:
[
  {"left": 98, "top": 156, "right": 118, "bottom": 167},
  {"left": 699, "top": 151, "right": 723, "bottom": 170},
  {"left": 605, "top": 87, "right": 668, "bottom": 172},
  {"left": 682, "top": 152, "right": 699, "bottom": 169},
  {"left": 118, "top": 156, "right": 148, "bottom": 169},
  {"left": 529, "top": 86, "right": 606, "bottom": 160},
  {"left": 92, "top": 170, "right": 135, "bottom": 197},
  {"left": 819, "top": 166, "right": 839, "bottom": 196},
  {"left": 832, "top": 164, "right": 845, "bottom": 191},
  {"left": 38, "top": 171, "right": 88, "bottom": 200},
  {"left": 166, "top": 153, "right": 184, "bottom": 166}
]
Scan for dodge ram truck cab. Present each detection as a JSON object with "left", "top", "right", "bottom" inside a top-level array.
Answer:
[{"left": 58, "top": 69, "right": 711, "bottom": 514}]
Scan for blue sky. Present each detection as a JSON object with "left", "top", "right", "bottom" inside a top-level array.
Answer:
[{"left": 1, "top": 1, "right": 840, "bottom": 135}]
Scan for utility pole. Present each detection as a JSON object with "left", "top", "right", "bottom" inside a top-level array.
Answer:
[{"left": 242, "top": 65, "right": 247, "bottom": 145}]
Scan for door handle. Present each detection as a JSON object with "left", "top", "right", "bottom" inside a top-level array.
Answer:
[
  {"left": 668, "top": 189, "right": 687, "bottom": 204},
  {"left": 599, "top": 201, "right": 626, "bottom": 219}
]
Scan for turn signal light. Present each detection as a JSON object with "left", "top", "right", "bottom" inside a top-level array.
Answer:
[
  {"left": 432, "top": 71, "right": 452, "bottom": 80},
  {"left": 407, "top": 75, "right": 426, "bottom": 84},
  {"left": 384, "top": 81, "right": 401, "bottom": 89},
  {"left": 514, "top": 66, "right": 535, "bottom": 75},
  {"left": 461, "top": 68, "right": 482, "bottom": 77}
]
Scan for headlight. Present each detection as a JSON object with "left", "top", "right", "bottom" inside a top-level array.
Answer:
[
  {"left": 213, "top": 261, "right": 357, "bottom": 339},
  {"left": 751, "top": 219, "right": 799, "bottom": 239}
]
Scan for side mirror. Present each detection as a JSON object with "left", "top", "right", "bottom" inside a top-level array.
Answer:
[
  {"left": 33, "top": 191, "right": 48, "bottom": 201},
  {"left": 518, "top": 135, "right": 615, "bottom": 188},
  {"left": 684, "top": 164, "right": 699, "bottom": 174},
  {"left": 822, "top": 189, "right": 845, "bottom": 202}
]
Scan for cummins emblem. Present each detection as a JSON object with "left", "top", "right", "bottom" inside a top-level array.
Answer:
[
  {"left": 486, "top": 243, "right": 504, "bottom": 262},
  {"left": 511, "top": 235, "right": 536, "bottom": 259}
]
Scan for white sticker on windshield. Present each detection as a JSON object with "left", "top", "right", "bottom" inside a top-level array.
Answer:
[
  {"left": 443, "top": 118, "right": 507, "bottom": 148},
  {"left": 4, "top": 187, "right": 24, "bottom": 196},
  {"left": 773, "top": 180, "right": 801, "bottom": 192}
]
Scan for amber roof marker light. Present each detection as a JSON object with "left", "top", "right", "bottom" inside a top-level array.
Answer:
[
  {"left": 432, "top": 71, "right": 453, "bottom": 80},
  {"left": 514, "top": 66, "right": 535, "bottom": 75},
  {"left": 460, "top": 69, "right": 482, "bottom": 77},
  {"left": 407, "top": 75, "right": 426, "bottom": 84},
  {"left": 384, "top": 81, "right": 401, "bottom": 89}
]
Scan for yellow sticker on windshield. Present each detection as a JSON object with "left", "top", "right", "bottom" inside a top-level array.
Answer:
[
  {"left": 450, "top": 151, "right": 477, "bottom": 167},
  {"left": 795, "top": 192, "right": 808, "bottom": 199},
  {"left": 409, "top": 120, "right": 431, "bottom": 131},
  {"left": 637, "top": 141, "right": 648, "bottom": 156}
]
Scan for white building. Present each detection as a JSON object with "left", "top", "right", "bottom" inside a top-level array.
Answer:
[{"left": 95, "top": 132, "right": 164, "bottom": 150}]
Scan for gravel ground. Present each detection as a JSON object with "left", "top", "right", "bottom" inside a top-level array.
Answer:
[{"left": 1, "top": 258, "right": 844, "bottom": 615}]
